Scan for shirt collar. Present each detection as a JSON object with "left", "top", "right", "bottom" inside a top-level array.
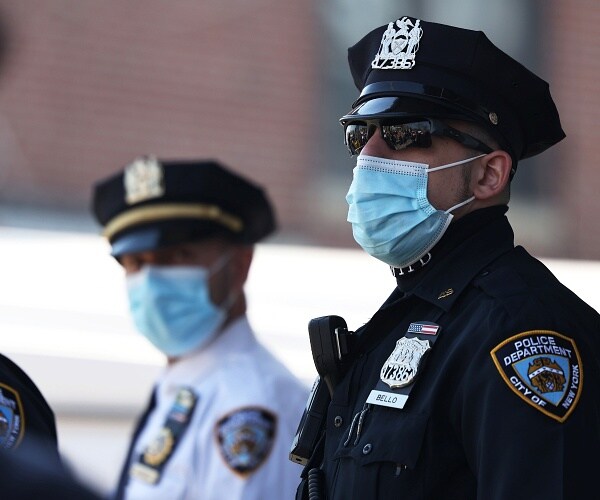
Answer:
[
  {"left": 155, "top": 315, "right": 256, "bottom": 399},
  {"left": 397, "top": 206, "right": 514, "bottom": 311}
]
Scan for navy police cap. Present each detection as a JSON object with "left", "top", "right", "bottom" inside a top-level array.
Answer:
[
  {"left": 92, "top": 156, "right": 276, "bottom": 257},
  {"left": 341, "top": 16, "right": 565, "bottom": 163}
]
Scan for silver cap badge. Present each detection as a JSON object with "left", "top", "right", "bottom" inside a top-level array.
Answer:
[
  {"left": 371, "top": 17, "right": 423, "bottom": 70},
  {"left": 124, "top": 155, "right": 165, "bottom": 205}
]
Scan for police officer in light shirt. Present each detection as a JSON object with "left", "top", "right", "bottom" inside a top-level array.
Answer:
[{"left": 92, "top": 157, "right": 308, "bottom": 499}]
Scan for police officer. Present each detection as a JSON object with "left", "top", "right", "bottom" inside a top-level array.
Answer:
[
  {"left": 295, "top": 16, "right": 600, "bottom": 499},
  {"left": 92, "top": 157, "right": 308, "bottom": 499}
]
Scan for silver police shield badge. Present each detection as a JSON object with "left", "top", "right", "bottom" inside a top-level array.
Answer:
[
  {"left": 124, "top": 155, "right": 165, "bottom": 205},
  {"left": 372, "top": 17, "right": 423, "bottom": 70},
  {"left": 380, "top": 337, "right": 431, "bottom": 389}
]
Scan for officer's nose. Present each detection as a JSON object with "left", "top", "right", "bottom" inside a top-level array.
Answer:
[{"left": 360, "top": 126, "right": 390, "bottom": 158}]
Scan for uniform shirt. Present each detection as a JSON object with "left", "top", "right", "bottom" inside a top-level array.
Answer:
[
  {"left": 0, "top": 353, "right": 59, "bottom": 458},
  {"left": 318, "top": 206, "right": 600, "bottom": 500},
  {"left": 119, "top": 315, "right": 308, "bottom": 500}
]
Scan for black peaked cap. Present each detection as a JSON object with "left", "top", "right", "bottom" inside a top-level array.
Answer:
[
  {"left": 92, "top": 157, "right": 276, "bottom": 256},
  {"left": 343, "top": 16, "right": 565, "bottom": 162}
]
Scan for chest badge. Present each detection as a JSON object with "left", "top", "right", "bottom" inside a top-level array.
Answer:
[
  {"left": 381, "top": 337, "right": 431, "bottom": 389},
  {"left": 367, "top": 321, "right": 441, "bottom": 410}
]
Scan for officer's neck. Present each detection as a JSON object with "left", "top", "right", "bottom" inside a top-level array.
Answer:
[{"left": 393, "top": 205, "right": 508, "bottom": 292}]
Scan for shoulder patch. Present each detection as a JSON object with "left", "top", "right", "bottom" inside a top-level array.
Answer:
[
  {"left": 0, "top": 383, "right": 25, "bottom": 449},
  {"left": 215, "top": 407, "right": 276, "bottom": 476},
  {"left": 490, "top": 330, "right": 582, "bottom": 422}
]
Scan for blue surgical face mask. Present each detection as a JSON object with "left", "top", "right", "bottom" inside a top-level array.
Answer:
[
  {"left": 346, "top": 154, "right": 483, "bottom": 269},
  {"left": 126, "top": 254, "right": 233, "bottom": 358}
]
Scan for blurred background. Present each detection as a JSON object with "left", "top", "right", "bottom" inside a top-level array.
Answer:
[{"left": 0, "top": 0, "right": 598, "bottom": 495}]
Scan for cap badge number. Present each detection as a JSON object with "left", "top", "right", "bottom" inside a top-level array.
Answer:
[
  {"left": 372, "top": 17, "right": 423, "bottom": 70},
  {"left": 380, "top": 336, "right": 431, "bottom": 389},
  {"left": 124, "top": 155, "right": 165, "bottom": 205}
]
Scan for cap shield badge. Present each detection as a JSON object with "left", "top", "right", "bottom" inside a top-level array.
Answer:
[
  {"left": 124, "top": 155, "right": 165, "bottom": 205},
  {"left": 491, "top": 330, "right": 582, "bottom": 422},
  {"left": 372, "top": 17, "right": 423, "bottom": 70}
]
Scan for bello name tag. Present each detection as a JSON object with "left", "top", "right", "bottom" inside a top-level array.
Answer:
[{"left": 367, "top": 322, "right": 441, "bottom": 409}]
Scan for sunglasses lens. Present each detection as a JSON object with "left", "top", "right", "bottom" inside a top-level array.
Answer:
[
  {"left": 381, "top": 121, "right": 432, "bottom": 150},
  {"left": 345, "top": 123, "right": 370, "bottom": 155},
  {"left": 344, "top": 120, "right": 434, "bottom": 155}
]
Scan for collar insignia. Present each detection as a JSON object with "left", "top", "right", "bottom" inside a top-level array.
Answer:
[
  {"left": 124, "top": 155, "right": 165, "bottom": 205},
  {"left": 490, "top": 330, "right": 582, "bottom": 422},
  {"left": 372, "top": 17, "right": 423, "bottom": 70}
]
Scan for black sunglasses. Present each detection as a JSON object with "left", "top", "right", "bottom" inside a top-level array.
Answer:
[{"left": 342, "top": 118, "right": 493, "bottom": 156}]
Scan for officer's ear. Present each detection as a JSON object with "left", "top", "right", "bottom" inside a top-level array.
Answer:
[
  {"left": 471, "top": 150, "right": 512, "bottom": 200},
  {"left": 231, "top": 245, "right": 254, "bottom": 288}
]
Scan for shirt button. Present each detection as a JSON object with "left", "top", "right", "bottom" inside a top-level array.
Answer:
[
  {"left": 334, "top": 416, "right": 343, "bottom": 427},
  {"left": 362, "top": 443, "right": 372, "bottom": 455}
]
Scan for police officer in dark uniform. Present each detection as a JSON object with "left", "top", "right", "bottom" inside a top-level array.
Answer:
[
  {"left": 295, "top": 16, "right": 600, "bottom": 499},
  {"left": 0, "top": 303, "right": 103, "bottom": 500}
]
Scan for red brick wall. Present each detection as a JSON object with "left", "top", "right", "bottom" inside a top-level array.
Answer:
[
  {"left": 545, "top": 0, "right": 600, "bottom": 259},
  {"left": 0, "top": 1, "right": 318, "bottom": 237},
  {"left": 0, "top": 2, "right": 597, "bottom": 258}
]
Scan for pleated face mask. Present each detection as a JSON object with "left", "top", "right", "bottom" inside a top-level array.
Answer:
[
  {"left": 126, "top": 254, "right": 233, "bottom": 357},
  {"left": 346, "top": 154, "right": 482, "bottom": 268}
]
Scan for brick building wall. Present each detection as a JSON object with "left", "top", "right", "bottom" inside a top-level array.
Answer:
[
  {"left": 546, "top": 0, "right": 600, "bottom": 259},
  {"left": 0, "top": 1, "right": 319, "bottom": 240},
  {"left": 0, "top": 1, "right": 597, "bottom": 258}
]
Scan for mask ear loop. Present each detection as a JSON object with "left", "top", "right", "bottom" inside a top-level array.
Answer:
[
  {"left": 427, "top": 154, "right": 484, "bottom": 214},
  {"left": 427, "top": 153, "right": 485, "bottom": 172},
  {"left": 207, "top": 251, "right": 240, "bottom": 314}
]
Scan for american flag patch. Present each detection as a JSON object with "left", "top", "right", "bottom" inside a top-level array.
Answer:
[{"left": 407, "top": 323, "right": 439, "bottom": 335}]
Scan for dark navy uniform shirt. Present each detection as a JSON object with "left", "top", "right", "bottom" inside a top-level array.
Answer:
[{"left": 320, "top": 206, "right": 600, "bottom": 499}]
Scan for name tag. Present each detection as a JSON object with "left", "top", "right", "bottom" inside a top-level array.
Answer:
[{"left": 366, "top": 390, "right": 408, "bottom": 409}]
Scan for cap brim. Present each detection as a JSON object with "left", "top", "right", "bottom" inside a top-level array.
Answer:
[
  {"left": 110, "top": 227, "right": 162, "bottom": 257},
  {"left": 109, "top": 220, "right": 236, "bottom": 257},
  {"left": 340, "top": 96, "right": 473, "bottom": 124}
]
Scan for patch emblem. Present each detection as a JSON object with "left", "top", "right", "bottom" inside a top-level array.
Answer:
[
  {"left": 215, "top": 407, "right": 276, "bottom": 476},
  {"left": 491, "top": 330, "right": 582, "bottom": 422},
  {"left": 124, "top": 155, "right": 164, "bottom": 205},
  {"left": 372, "top": 17, "right": 423, "bottom": 70},
  {"left": 0, "top": 383, "right": 24, "bottom": 449}
]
